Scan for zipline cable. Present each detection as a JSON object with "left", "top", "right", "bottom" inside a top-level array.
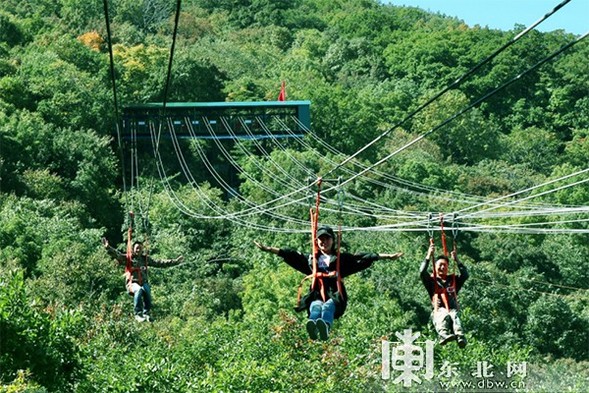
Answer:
[
  {"left": 102, "top": 0, "right": 128, "bottom": 206},
  {"left": 142, "top": 0, "right": 183, "bottom": 233},
  {"left": 229, "top": 32, "right": 589, "bottom": 222},
  {"left": 323, "top": 0, "right": 573, "bottom": 179},
  {"left": 458, "top": 167, "right": 589, "bottom": 218}
]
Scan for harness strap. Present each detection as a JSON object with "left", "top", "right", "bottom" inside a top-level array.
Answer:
[
  {"left": 295, "top": 271, "right": 338, "bottom": 306},
  {"left": 432, "top": 214, "right": 453, "bottom": 311},
  {"left": 309, "top": 178, "right": 322, "bottom": 292},
  {"left": 296, "top": 177, "right": 346, "bottom": 309},
  {"left": 125, "top": 212, "right": 143, "bottom": 292},
  {"left": 336, "top": 179, "right": 344, "bottom": 300}
]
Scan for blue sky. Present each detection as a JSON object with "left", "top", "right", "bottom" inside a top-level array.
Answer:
[{"left": 383, "top": 0, "right": 588, "bottom": 35}]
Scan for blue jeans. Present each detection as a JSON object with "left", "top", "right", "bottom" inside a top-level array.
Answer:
[
  {"left": 309, "top": 299, "right": 335, "bottom": 327},
  {"left": 128, "top": 282, "right": 152, "bottom": 316}
]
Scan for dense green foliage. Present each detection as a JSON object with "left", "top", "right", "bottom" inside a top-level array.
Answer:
[{"left": 0, "top": 0, "right": 587, "bottom": 392}]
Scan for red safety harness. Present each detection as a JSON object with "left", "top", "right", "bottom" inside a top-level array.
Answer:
[
  {"left": 430, "top": 214, "right": 460, "bottom": 311},
  {"left": 296, "top": 178, "right": 343, "bottom": 307},
  {"left": 125, "top": 211, "right": 148, "bottom": 294}
]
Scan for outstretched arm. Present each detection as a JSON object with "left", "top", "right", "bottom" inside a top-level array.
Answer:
[
  {"left": 254, "top": 241, "right": 312, "bottom": 275},
  {"left": 254, "top": 240, "right": 279, "bottom": 255},
  {"left": 102, "top": 237, "right": 126, "bottom": 265},
  {"left": 148, "top": 255, "right": 184, "bottom": 267},
  {"left": 377, "top": 252, "right": 404, "bottom": 260}
]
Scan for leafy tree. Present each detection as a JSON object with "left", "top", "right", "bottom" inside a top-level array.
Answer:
[
  {"left": 0, "top": 11, "right": 28, "bottom": 46},
  {"left": 0, "top": 270, "right": 82, "bottom": 391},
  {"left": 545, "top": 163, "right": 589, "bottom": 206},
  {"left": 412, "top": 90, "right": 501, "bottom": 165},
  {"left": 112, "top": 43, "right": 168, "bottom": 103},
  {"left": 541, "top": 233, "right": 589, "bottom": 290},
  {"left": 525, "top": 295, "right": 589, "bottom": 360},
  {"left": 167, "top": 48, "right": 226, "bottom": 102},
  {"left": 457, "top": 159, "right": 541, "bottom": 197},
  {"left": 15, "top": 39, "right": 113, "bottom": 131},
  {"left": 499, "top": 126, "right": 563, "bottom": 174},
  {"left": 112, "top": 0, "right": 175, "bottom": 34},
  {"left": 563, "top": 128, "right": 589, "bottom": 168},
  {"left": 59, "top": 0, "right": 104, "bottom": 34}
]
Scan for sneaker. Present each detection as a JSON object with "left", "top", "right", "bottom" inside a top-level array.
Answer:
[
  {"left": 306, "top": 319, "right": 318, "bottom": 340},
  {"left": 316, "top": 318, "right": 329, "bottom": 341},
  {"left": 143, "top": 314, "right": 151, "bottom": 322},
  {"left": 135, "top": 314, "right": 146, "bottom": 322},
  {"left": 439, "top": 334, "right": 456, "bottom": 346},
  {"left": 456, "top": 335, "right": 467, "bottom": 348}
]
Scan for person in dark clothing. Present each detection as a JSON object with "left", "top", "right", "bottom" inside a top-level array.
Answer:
[
  {"left": 255, "top": 225, "right": 403, "bottom": 341},
  {"left": 103, "top": 238, "right": 183, "bottom": 322},
  {"left": 420, "top": 243, "right": 469, "bottom": 347}
]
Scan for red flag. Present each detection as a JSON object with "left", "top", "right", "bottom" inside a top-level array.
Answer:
[{"left": 277, "top": 80, "right": 286, "bottom": 101}]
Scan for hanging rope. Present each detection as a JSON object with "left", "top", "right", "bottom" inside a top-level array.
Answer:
[
  {"left": 102, "top": 0, "right": 128, "bottom": 209},
  {"left": 335, "top": 177, "right": 344, "bottom": 299},
  {"left": 153, "top": 0, "right": 182, "bottom": 151},
  {"left": 310, "top": 178, "right": 322, "bottom": 291},
  {"left": 296, "top": 178, "right": 322, "bottom": 307},
  {"left": 295, "top": 178, "right": 347, "bottom": 307},
  {"left": 440, "top": 213, "right": 448, "bottom": 257}
]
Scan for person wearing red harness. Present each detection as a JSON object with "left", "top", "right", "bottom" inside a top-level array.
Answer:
[
  {"left": 255, "top": 225, "right": 403, "bottom": 341},
  {"left": 102, "top": 238, "right": 183, "bottom": 322},
  {"left": 420, "top": 243, "right": 469, "bottom": 347}
]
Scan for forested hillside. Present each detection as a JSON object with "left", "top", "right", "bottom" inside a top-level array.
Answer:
[{"left": 0, "top": 1, "right": 587, "bottom": 392}]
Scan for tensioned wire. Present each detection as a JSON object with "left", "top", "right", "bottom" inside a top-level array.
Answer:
[
  {"left": 285, "top": 115, "right": 585, "bottom": 212},
  {"left": 149, "top": 120, "right": 230, "bottom": 219},
  {"left": 276, "top": 114, "right": 557, "bottom": 222},
  {"left": 155, "top": 116, "right": 320, "bottom": 231},
  {"left": 102, "top": 0, "right": 128, "bottom": 208},
  {"left": 456, "top": 167, "right": 589, "bottom": 218},
  {"left": 197, "top": 32, "right": 588, "bottom": 224},
  {"left": 188, "top": 117, "right": 313, "bottom": 226},
  {"left": 230, "top": 116, "right": 423, "bottom": 221},
  {"left": 142, "top": 0, "right": 582, "bottom": 228},
  {"left": 366, "top": 172, "right": 589, "bottom": 234},
  {"left": 142, "top": 0, "right": 183, "bottom": 226},
  {"left": 269, "top": 115, "right": 588, "bottom": 230},
  {"left": 236, "top": 117, "right": 411, "bottom": 220},
  {"left": 105, "top": 0, "right": 584, "bottom": 235},
  {"left": 158, "top": 111, "right": 589, "bottom": 233},
  {"left": 469, "top": 277, "right": 588, "bottom": 299},
  {"left": 321, "top": 0, "right": 574, "bottom": 179},
  {"left": 216, "top": 116, "right": 384, "bottom": 221},
  {"left": 149, "top": 112, "right": 589, "bottom": 234},
  {"left": 148, "top": 119, "right": 311, "bottom": 232},
  {"left": 140, "top": 3, "right": 584, "bottom": 233},
  {"left": 158, "top": 108, "right": 579, "bottom": 230},
  {"left": 163, "top": 114, "right": 428, "bottom": 224},
  {"left": 152, "top": 112, "right": 589, "bottom": 232},
  {"left": 155, "top": 117, "right": 420, "bottom": 229}
]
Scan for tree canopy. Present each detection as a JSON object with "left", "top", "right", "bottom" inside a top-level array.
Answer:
[{"left": 0, "top": 0, "right": 587, "bottom": 391}]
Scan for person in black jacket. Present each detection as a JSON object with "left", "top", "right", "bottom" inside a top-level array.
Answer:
[
  {"left": 420, "top": 243, "right": 469, "bottom": 347},
  {"left": 255, "top": 225, "right": 403, "bottom": 341}
]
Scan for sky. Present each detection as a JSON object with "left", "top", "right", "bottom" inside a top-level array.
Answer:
[{"left": 383, "top": 0, "right": 588, "bottom": 35}]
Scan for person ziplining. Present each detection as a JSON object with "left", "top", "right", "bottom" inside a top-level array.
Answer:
[
  {"left": 254, "top": 178, "right": 403, "bottom": 341},
  {"left": 419, "top": 214, "right": 469, "bottom": 347},
  {"left": 102, "top": 212, "right": 183, "bottom": 322}
]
